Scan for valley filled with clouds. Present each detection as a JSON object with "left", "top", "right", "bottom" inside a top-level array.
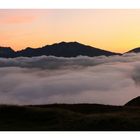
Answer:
[{"left": 0, "top": 53, "right": 140, "bottom": 105}]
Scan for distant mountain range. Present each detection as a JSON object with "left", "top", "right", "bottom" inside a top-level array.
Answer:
[{"left": 0, "top": 41, "right": 138, "bottom": 58}]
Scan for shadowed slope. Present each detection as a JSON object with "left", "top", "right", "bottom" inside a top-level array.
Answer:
[{"left": 125, "top": 96, "right": 140, "bottom": 106}]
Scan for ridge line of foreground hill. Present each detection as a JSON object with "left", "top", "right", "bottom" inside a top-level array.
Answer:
[{"left": 0, "top": 97, "right": 139, "bottom": 130}]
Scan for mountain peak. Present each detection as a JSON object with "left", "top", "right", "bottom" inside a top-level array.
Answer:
[
  {"left": 51, "top": 41, "right": 84, "bottom": 47},
  {"left": 24, "top": 47, "right": 34, "bottom": 50},
  {"left": 0, "top": 42, "right": 120, "bottom": 58},
  {"left": 16, "top": 41, "right": 119, "bottom": 57}
]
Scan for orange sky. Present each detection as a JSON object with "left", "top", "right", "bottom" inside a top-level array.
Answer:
[{"left": 1, "top": 9, "right": 140, "bottom": 53}]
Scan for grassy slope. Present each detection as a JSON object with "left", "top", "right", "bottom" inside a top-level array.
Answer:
[{"left": 0, "top": 104, "right": 140, "bottom": 131}]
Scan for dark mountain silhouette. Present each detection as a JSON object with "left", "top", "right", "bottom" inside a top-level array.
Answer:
[
  {"left": 127, "top": 47, "right": 140, "bottom": 53},
  {"left": 0, "top": 47, "right": 15, "bottom": 58},
  {"left": 0, "top": 42, "right": 120, "bottom": 58},
  {"left": 15, "top": 42, "right": 120, "bottom": 57},
  {"left": 125, "top": 96, "right": 140, "bottom": 106}
]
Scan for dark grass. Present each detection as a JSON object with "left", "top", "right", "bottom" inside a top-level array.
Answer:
[{"left": 0, "top": 104, "right": 140, "bottom": 130}]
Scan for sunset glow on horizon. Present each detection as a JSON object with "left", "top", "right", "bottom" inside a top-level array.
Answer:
[{"left": 1, "top": 9, "right": 140, "bottom": 53}]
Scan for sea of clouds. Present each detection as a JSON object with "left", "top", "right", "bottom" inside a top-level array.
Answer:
[{"left": 0, "top": 53, "right": 140, "bottom": 105}]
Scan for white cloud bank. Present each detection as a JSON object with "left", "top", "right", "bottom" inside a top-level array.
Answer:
[{"left": 0, "top": 53, "right": 140, "bottom": 105}]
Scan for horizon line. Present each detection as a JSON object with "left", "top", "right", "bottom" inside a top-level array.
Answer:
[{"left": 0, "top": 41, "right": 138, "bottom": 54}]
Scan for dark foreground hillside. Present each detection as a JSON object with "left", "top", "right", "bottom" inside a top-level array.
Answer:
[{"left": 0, "top": 102, "right": 140, "bottom": 131}]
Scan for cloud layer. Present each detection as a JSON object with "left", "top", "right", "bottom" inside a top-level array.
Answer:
[{"left": 0, "top": 53, "right": 140, "bottom": 105}]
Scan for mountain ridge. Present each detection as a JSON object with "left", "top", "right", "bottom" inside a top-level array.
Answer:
[
  {"left": 127, "top": 47, "right": 140, "bottom": 53},
  {"left": 0, "top": 41, "right": 121, "bottom": 58}
]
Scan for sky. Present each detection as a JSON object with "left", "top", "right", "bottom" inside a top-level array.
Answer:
[{"left": 1, "top": 9, "right": 140, "bottom": 53}]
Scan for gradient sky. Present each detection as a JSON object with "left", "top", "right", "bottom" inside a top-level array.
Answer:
[{"left": 1, "top": 9, "right": 140, "bottom": 53}]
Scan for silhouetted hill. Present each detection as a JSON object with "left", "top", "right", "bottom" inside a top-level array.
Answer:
[
  {"left": 0, "top": 47, "right": 15, "bottom": 58},
  {"left": 127, "top": 47, "right": 140, "bottom": 53},
  {"left": 125, "top": 96, "right": 140, "bottom": 106},
  {"left": 0, "top": 42, "right": 120, "bottom": 58},
  {"left": 0, "top": 101, "right": 140, "bottom": 130},
  {"left": 15, "top": 42, "right": 119, "bottom": 57},
  {"left": 0, "top": 97, "right": 140, "bottom": 130}
]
